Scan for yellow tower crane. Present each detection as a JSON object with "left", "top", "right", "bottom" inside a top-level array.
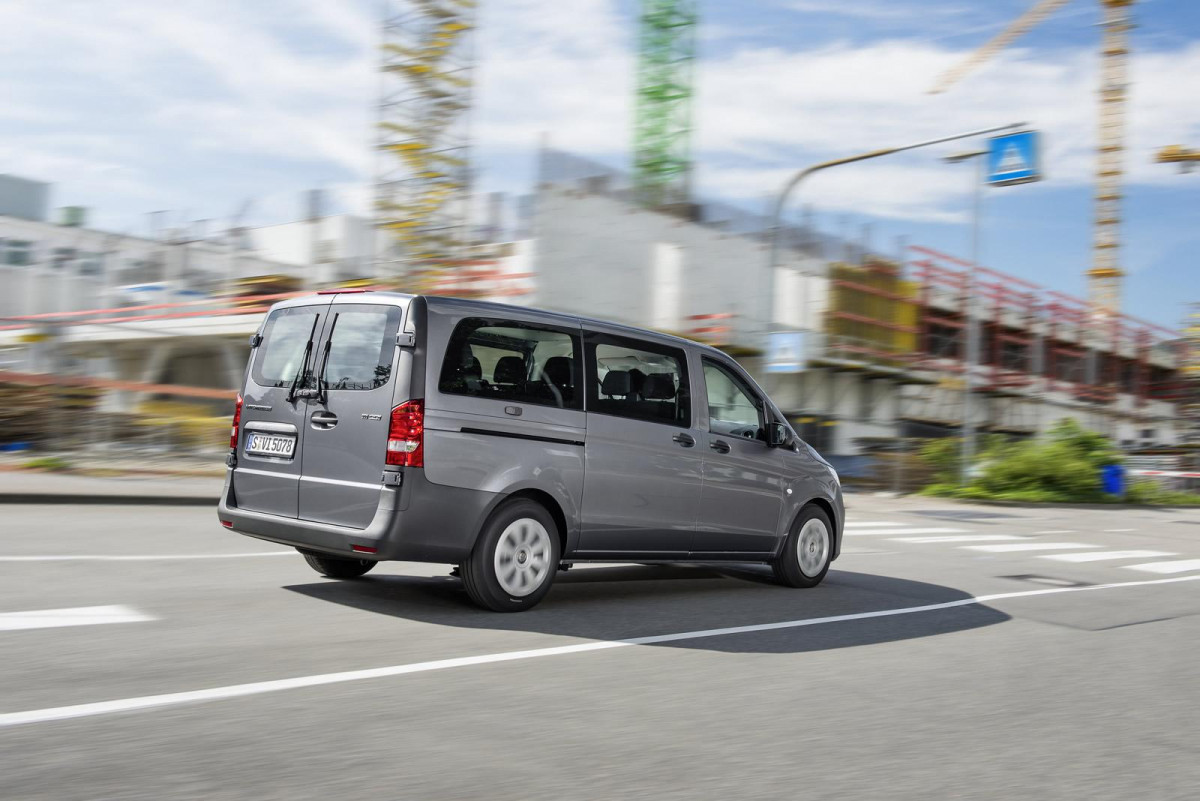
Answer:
[{"left": 931, "top": 0, "right": 1134, "bottom": 318}]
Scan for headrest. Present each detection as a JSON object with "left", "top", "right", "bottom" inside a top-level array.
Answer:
[
  {"left": 462, "top": 355, "right": 482, "bottom": 379},
  {"left": 628, "top": 368, "right": 646, "bottom": 394},
  {"left": 641, "top": 373, "right": 677, "bottom": 400},
  {"left": 541, "top": 356, "right": 572, "bottom": 388},
  {"left": 493, "top": 356, "right": 526, "bottom": 384},
  {"left": 600, "top": 370, "right": 631, "bottom": 397}
]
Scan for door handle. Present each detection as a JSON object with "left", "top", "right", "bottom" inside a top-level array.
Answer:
[
  {"left": 710, "top": 439, "right": 730, "bottom": 454},
  {"left": 310, "top": 411, "right": 338, "bottom": 429},
  {"left": 672, "top": 432, "right": 695, "bottom": 448}
]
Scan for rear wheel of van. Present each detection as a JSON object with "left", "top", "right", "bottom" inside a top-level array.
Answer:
[
  {"left": 300, "top": 550, "right": 376, "bottom": 579},
  {"left": 461, "top": 499, "right": 560, "bottom": 612},
  {"left": 771, "top": 505, "right": 833, "bottom": 588}
]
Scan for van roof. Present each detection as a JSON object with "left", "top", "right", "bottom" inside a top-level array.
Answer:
[
  {"left": 273, "top": 291, "right": 724, "bottom": 357},
  {"left": 420, "top": 295, "right": 717, "bottom": 354}
]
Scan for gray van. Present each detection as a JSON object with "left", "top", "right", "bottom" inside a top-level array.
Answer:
[{"left": 218, "top": 291, "right": 843, "bottom": 611}]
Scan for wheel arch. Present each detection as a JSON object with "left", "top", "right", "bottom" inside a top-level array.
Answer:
[
  {"left": 777, "top": 496, "right": 840, "bottom": 559},
  {"left": 484, "top": 487, "right": 571, "bottom": 558}
]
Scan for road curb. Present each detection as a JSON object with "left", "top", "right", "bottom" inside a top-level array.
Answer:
[{"left": 0, "top": 494, "right": 217, "bottom": 506}]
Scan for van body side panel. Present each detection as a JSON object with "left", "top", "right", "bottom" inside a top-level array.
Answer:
[
  {"left": 420, "top": 300, "right": 587, "bottom": 545},
  {"left": 422, "top": 409, "right": 584, "bottom": 534},
  {"left": 576, "top": 412, "right": 703, "bottom": 555}
]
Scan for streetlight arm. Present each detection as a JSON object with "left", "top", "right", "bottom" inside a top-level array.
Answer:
[{"left": 763, "top": 122, "right": 1027, "bottom": 337}]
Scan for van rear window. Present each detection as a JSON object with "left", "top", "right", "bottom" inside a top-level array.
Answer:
[
  {"left": 252, "top": 307, "right": 321, "bottom": 388},
  {"left": 438, "top": 317, "right": 581, "bottom": 410},
  {"left": 319, "top": 306, "right": 402, "bottom": 391}
]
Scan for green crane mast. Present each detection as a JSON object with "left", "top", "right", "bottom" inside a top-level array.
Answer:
[{"left": 633, "top": 0, "right": 697, "bottom": 209}]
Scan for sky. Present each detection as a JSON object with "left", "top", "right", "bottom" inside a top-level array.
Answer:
[{"left": 0, "top": 0, "right": 1197, "bottom": 328}]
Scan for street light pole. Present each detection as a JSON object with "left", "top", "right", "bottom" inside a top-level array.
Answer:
[
  {"left": 763, "top": 123, "right": 1025, "bottom": 347},
  {"left": 944, "top": 149, "right": 988, "bottom": 485}
]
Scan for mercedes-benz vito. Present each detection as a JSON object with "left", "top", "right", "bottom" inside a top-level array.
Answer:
[{"left": 218, "top": 291, "right": 844, "bottom": 611}]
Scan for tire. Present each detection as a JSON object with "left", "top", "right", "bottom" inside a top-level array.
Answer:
[
  {"left": 300, "top": 550, "right": 376, "bottom": 579},
  {"left": 771, "top": 504, "right": 833, "bottom": 588},
  {"left": 461, "top": 499, "right": 560, "bottom": 612}
]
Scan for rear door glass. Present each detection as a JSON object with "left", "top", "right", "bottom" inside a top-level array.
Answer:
[
  {"left": 252, "top": 307, "right": 322, "bottom": 389},
  {"left": 319, "top": 306, "right": 402, "bottom": 391}
]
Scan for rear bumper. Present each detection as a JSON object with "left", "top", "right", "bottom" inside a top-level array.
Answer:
[{"left": 216, "top": 467, "right": 497, "bottom": 564}]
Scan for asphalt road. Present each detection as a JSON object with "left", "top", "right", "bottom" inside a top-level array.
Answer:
[{"left": 1, "top": 496, "right": 1199, "bottom": 799}]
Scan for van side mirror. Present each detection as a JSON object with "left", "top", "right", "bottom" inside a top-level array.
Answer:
[{"left": 767, "top": 422, "right": 791, "bottom": 448}]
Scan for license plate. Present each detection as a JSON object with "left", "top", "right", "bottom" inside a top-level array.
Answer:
[{"left": 245, "top": 433, "right": 296, "bottom": 458}]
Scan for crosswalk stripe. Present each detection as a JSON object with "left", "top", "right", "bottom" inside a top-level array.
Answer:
[
  {"left": 0, "top": 605, "right": 154, "bottom": 632},
  {"left": 1121, "top": 559, "right": 1200, "bottom": 575},
  {"left": 1041, "top": 550, "right": 1177, "bottom": 563},
  {"left": 844, "top": 527, "right": 968, "bottom": 537},
  {"left": 892, "top": 535, "right": 1025, "bottom": 544},
  {"left": 963, "top": 542, "right": 1096, "bottom": 553}
]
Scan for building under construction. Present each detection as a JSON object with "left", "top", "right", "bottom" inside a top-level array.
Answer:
[{"left": 532, "top": 148, "right": 1192, "bottom": 478}]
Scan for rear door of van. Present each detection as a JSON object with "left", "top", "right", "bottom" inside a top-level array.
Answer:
[
  {"left": 296, "top": 297, "right": 408, "bottom": 529},
  {"left": 236, "top": 299, "right": 332, "bottom": 518}
]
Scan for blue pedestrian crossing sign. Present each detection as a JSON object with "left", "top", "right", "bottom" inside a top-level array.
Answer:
[{"left": 987, "top": 130, "right": 1041, "bottom": 186}]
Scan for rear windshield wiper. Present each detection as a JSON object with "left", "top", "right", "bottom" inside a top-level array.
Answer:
[
  {"left": 313, "top": 313, "right": 338, "bottom": 404},
  {"left": 286, "top": 315, "right": 320, "bottom": 403}
]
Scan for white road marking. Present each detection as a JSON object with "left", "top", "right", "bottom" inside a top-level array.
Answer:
[
  {"left": 844, "top": 527, "right": 968, "bottom": 537},
  {"left": 0, "top": 605, "right": 154, "bottom": 632},
  {"left": 3, "top": 574, "right": 1197, "bottom": 729},
  {"left": 963, "top": 542, "right": 1096, "bottom": 553},
  {"left": 843, "top": 521, "right": 902, "bottom": 528},
  {"left": 1121, "top": 559, "right": 1200, "bottom": 574},
  {"left": 0, "top": 552, "right": 292, "bottom": 562},
  {"left": 1035, "top": 530, "right": 1075, "bottom": 534},
  {"left": 892, "top": 535, "right": 1025, "bottom": 544},
  {"left": 1103, "top": 529, "right": 1137, "bottom": 533},
  {"left": 1041, "top": 550, "right": 1177, "bottom": 563}
]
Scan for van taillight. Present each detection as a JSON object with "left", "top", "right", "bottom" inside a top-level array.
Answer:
[
  {"left": 387, "top": 399, "right": 424, "bottom": 467},
  {"left": 230, "top": 394, "right": 243, "bottom": 450}
]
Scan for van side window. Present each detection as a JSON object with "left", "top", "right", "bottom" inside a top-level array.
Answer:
[
  {"left": 438, "top": 317, "right": 581, "bottom": 410},
  {"left": 252, "top": 307, "right": 321, "bottom": 388},
  {"left": 586, "top": 336, "right": 691, "bottom": 427},
  {"left": 320, "top": 306, "right": 402, "bottom": 391},
  {"left": 703, "top": 358, "right": 764, "bottom": 440}
]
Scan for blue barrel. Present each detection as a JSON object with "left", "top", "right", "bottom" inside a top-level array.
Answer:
[{"left": 1101, "top": 464, "right": 1125, "bottom": 496}]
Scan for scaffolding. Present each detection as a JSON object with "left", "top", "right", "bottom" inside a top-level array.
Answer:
[
  {"left": 633, "top": 0, "right": 697, "bottom": 209},
  {"left": 906, "top": 244, "right": 1182, "bottom": 440},
  {"left": 374, "top": 0, "right": 476, "bottom": 289},
  {"left": 824, "top": 257, "right": 919, "bottom": 368}
]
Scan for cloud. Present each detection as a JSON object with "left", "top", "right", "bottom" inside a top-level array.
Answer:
[
  {"left": 1, "top": 0, "right": 1198, "bottom": 232},
  {"left": 783, "top": 1, "right": 968, "bottom": 22}
]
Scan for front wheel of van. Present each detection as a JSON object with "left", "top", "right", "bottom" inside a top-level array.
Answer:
[
  {"left": 771, "top": 505, "right": 833, "bottom": 588},
  {"left": 300, "top": 550, "right": 376, "bottom": 579},
  {"left": 462, "top": 499, "right": 560, "bottom": 612}
]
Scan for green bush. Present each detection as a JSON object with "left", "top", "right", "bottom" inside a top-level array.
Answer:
[
  {"left": 23, "top": 455, "right": 71, "bottom": 472},
  {"left": 917, "top": 418, "right": 1151, "bottom": 504},
  {"left": 1125, "top": 479, "right": 1200, "bottom": 506}
]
